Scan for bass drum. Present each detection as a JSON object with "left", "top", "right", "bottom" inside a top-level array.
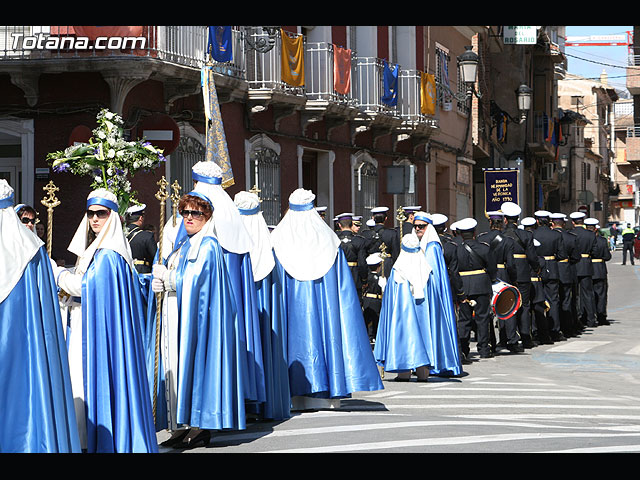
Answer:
[{"left": 491, "top": 281, "right": 522, "bottom": 320}]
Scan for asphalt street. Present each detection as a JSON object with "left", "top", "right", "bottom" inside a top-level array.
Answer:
[{"left": 157, "top": 247, "right": 640, "bottom": 454}]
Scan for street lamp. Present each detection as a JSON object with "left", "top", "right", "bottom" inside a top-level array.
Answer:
[
  {"left": 457, "top": 46, "right": 479, "bottom": 99},
  {"left": 559, "top": 154, "right": 569, "bottom": 174},
  {"left": 516, "top": 84, "right": 532, "bottom": 123}
]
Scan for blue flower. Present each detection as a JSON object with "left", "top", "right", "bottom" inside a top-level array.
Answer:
[{"left": 53, "top": 162, "right": 70, "bottom": 172}]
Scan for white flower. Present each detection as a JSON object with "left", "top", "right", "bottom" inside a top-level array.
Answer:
[
  {"left": 105, "top": 111, "right": 114, "bottom": 119},
  {"left": 98, "top": 131, "right": 106, "bottom": 139},
  {"left": 107, "top": 168, "right": 113, "bottom": 176},
  {"left": 107, "top": 149, "right": 115, "bottom": 159},
  {"left": 95, "top": 176, "right": 102, "bottom": 183}
]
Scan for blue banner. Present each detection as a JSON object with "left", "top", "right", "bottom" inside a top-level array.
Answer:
[
  {"left": 381, "top": 60, "right": 398, "bottom": 106},
  {"left": 208, "top": 26, "right": 232, "bottom": 62},
  {"left": 483, "top": 168, "right": 519, "bottom": 215}
]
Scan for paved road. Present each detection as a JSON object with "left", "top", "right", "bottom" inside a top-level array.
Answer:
[{"left": 158, "top": 248, "right": 640, "bottom": 453}]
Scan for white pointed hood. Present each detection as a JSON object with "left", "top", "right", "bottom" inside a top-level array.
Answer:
[
  {"left": 191, "top": 161, "right": 253, "bottom": 255},
  {"left": 392, "top": 233, "right": 432, "bottom": 299},
  {"left": 0, "top": 179, "right": 44, "bottom": 303},
  {"left": 271, "top": 188, "right": 341, "bottom": 281},
  {"left": 234, "top": 190, "right": 275, "bottom": 282},
  {"left": 67, "top": 188, "right": 134, "bottom": 275}
]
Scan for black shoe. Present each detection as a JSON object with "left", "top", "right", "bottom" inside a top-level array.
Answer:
[
  {"left": 598, "top": 319, "right": 611, "bottom": 326},
  {"left": 160, "top": 429, "right": 189, "bottom": 447},
  {"left": 176, "top": 429, "right": 211, "bottom": 449},
  {"left": 550, "top": 332, "right": 566, "bottom": 342},
  {"left": 506, "top": 343, "right": 524, "bottom": 353},
  {"left": 538, "top": 336, "right": 554, "bottom": 345},
  {"left": 479, "top": 351, "right": 494, "bottom": 359}
]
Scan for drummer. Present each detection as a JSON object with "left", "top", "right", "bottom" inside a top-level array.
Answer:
[
  {"left": 454, "top": 218, "right": 498, "bottom": 360},
  {"left": 478, "top": 210, "right": 522, "bottom": 354}
]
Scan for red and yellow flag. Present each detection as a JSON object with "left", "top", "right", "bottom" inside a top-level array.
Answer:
[
  {"left": 333, "top": 44, "right": 352, "bottom": 95},
  {"left": 420, "top": 72, "right": 436, "bottom": 115},
  {"left": 281, "top": 29, "right": 305, "bottom": 87}
]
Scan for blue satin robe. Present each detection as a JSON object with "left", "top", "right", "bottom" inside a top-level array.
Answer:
[
  {"left": 423, "top": 241, "right": 462, "bottom": 377},
  {"left": 274, "top": 249, "right": 384, "bottom": 398},
  {"left": 82, "top": 249, "right": 158, "bottom": 453},
  {"left": 221, "top": 250, "right": 266, "bottom": 406},
  {"left": 373, "top": 270, "right": 433, "bottom": 372},
  {"left": 175, "top": 237, "right": 246, "bottom": 430},
  {"left": 0, "top": 247, "right": 81, "bottom": 453},
  {"left": 247, "top": 267, "right": 290, "bottom": 420},
  {"left": 145, "top": 235, "right": 247, "bottom": 432}
]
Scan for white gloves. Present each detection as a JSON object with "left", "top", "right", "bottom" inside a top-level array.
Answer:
[
  {"left": 378, "top": 276, "right": 387, "bottom": 293},
  {"left": 152, "top": 264, "right": 175, "bottom": 293}
]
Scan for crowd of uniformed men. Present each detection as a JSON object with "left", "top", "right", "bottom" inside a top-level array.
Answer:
[{"left": 310, "top": 201, "right": 611, "bottom": 364}]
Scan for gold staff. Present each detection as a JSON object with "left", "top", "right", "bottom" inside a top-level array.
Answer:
[
  {"left": 170, "top": 180, "right": 182, "bottom": 228},
  {"left": 377, "top": 243, "right": 392, "bottom": 380},
  {"left": 41, "top": 180, "right": 61, "bottom": 257},
  {"left": 152, "top": 176, "right": 169, "bottom": 423}
]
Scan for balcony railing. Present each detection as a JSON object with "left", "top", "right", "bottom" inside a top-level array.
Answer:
[
  {"left": 1, "top": 26, "right": 438, "bottom": 132},
  {"left": 0, "top": 25, "right": 208, "bottom": 68}
]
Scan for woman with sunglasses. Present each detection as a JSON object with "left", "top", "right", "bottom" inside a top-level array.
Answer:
[
  {"left": 150, "top": 192, "right": 245, "bottom": 449},
  {"left": 53, "top": 188, "right": 157, "bottom": 453},
  {"left": 0, "top": 180, "right": 80, "bottom": 453}
]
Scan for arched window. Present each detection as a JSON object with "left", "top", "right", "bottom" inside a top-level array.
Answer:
[
  {"left": 351, "top": 151, "right": 378, "bottom": 220},
  {"left": 170, "top": 125, "right": 205, "bottom": 194},
  {"left": 245, "top": 134, "right": 281, "bottom": 225}
]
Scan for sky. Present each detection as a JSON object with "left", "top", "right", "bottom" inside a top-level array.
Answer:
[{"left": 564, "top": 25, "right": 633, "bottom": 95}]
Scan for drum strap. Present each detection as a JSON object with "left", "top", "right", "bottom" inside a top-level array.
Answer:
[{"left": 463, "top": 242, "right": 487, "bottom": 270}]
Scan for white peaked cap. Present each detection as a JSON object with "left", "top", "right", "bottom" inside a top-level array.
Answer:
[
  {"left": 570, "top": 211, "right": 586, "bottom": 219},
  {"left": 584, "top": 217, "right": 599, "bottom": 226},
  {"left": 315, "top": 206, "right": 327, "bottom": 212},
  {"left": 234, "top": 191, "right": 275, "bottom": 281},
  {"left": 430, "top": 213, "right": 448, "bottom": 226},
  {"left": 366, "top": 219, "right": 375, "bottom": 227},
  {"left": 550, "top": 213, "right": 566, "bottom": 220},
  {"left": 534, "top": 210, "right": 551, "bottom": 218},
  {"left": 371, "top": 206, "right": 389, "bottom": 214},
  {"left": 366, "top": 252, "right": 382, "bottom": 266},
  {"left": 126, "top": 203, "right": 146, "bottom": 215},
  {"left": 501, "top": 201, "right": 521, "bottom": 217},
  {"left": 520, "top": 217, "right": 536, "bottom": 226},
  {"left": 455, "top": 217, "right": 477, "bottom": 231},
  {"left": 271, "top": 188, "right": 341, "bottom": 281},
  {"left": 0, "top": 179, "right": 43, "bottom": 303}
]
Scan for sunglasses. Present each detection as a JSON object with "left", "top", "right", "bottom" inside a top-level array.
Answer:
[
  {"left": 21, "top": 216, "right": 36, "bottom": 225},
  {"left": 86, "top": 209, "right": 110, "bottom": 220},
  {"left": 180, "top": 209, "right": 205, "bottom": 219},
  {"left": 414, "top": 224, "right": 428, "bottom": 230}
]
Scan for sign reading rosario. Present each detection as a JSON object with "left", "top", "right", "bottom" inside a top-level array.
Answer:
[{"left": 483, "top": 168, "right": 519, "bottom": 215}]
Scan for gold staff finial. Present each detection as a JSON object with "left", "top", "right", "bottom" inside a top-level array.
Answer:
[
  {"left": 396, "top": 206, "right": 406, "bottom": 223},
  {"left": 170, "top": 180, "right": 182, "bottom": 227},
  {"left": 152, "top": 176, "right": 169, "bottom": 423},
  {"left": 41, "top": 180, "right": 61, "bottom": 257}
]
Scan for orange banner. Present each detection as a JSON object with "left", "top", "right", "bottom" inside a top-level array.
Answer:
[
  {"left": 280, "top": 29, "right": 305, "bottom": 87},
  {"left": 420, "top": 72, "right": 436, "bottom": 115},
  {"left": 333, "top": 44, "right": 352, "bottom": 95}
]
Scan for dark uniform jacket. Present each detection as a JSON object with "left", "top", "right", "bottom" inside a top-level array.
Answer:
[
  {"left": 336, "top": 229, "right": 368, "bottom": 287},
  {"left": 126, "top": 224, "right": 157, "bottom": 274},
  {"left": 571, "top": 225, "right": 597, "bottom": 277},
  {"left": 554, "top": 227, "right": 580, "bottom": 285},
  {"left": 501, "top": 224, "right": 539, "bottom": 283},
  {"left": 591, "top": 234, "right": 612, "bottom": 281},
  {"left": 366, "top": 224, "right": 400, "bottom": 277},
  {"left": 477, "top": 229, "right": 517, "bottom": 285},
  {"left": 439, "top": 234, "right": 465, "bottom": 301},
  {"left": 532, "top": 225, "right": 567, "bottom": 281},
  {"left": 362, "top": 270, "right": 384, "bottom": 312},
  {"left": 455, "top": 238, "right": 497, "bottom": 297}
]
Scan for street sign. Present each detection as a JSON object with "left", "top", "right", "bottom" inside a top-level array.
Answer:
[{"left": 503, "top": 26, "right": 538, "bottom": 45}]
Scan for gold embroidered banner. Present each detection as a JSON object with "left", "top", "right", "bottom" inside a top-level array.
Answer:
[
  {"left": 420, "top": 72, "right": 436, "bottom": 115},
  {"left": 281, "top": 29, "right": 305, "bottom": 87}
]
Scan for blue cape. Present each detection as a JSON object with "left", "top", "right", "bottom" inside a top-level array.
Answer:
[
  {"left": 145, "top": 235, "right": 246, "bottom": 432},
  {"left": 373, "top": 269, "right": 433, "bottom": 372},
  {"left": 82, "top": 249, "right": 158, "bottom": 453},
  {"left": 275, "top": 249, "right": 384, "bottom": 398},
  {"left": 0, "top": 247, "right": 80, "bottom": 453},
  {"left": 423, "top": 241, "right": 463, "bottom": 376},
  {"left": 247, "top": 267, "right": 291, "bottom": 420}
]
